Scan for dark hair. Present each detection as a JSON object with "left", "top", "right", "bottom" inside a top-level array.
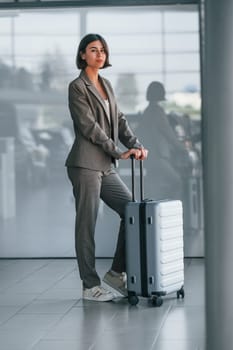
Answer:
[
  {"left": 76, "top": 33, "right": 111, "bottom": 70},
  {"left": 146, "top": 81, "right": 166, "bottom": 102}
]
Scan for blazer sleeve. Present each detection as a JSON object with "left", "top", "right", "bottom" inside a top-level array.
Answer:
[
  {"left": 118, "top": 110, "right": 143, "bottom": 150},
  {"left": 69, "top": 82, "right": 123, "bottom": 159}
]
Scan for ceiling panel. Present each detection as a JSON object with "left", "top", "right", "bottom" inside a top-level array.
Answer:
[{"left": 0, "top": 0, "right": 199, "bottom": 10}]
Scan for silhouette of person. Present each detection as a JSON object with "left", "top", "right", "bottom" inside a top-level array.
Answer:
[{"left": 137, "top": 81, "right": 191, "bottom": 201}]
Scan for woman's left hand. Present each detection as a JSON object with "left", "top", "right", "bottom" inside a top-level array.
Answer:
[{"left": 139, "top": 148, "right": 149, "bottom": 160}]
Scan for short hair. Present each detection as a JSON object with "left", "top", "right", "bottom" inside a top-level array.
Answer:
[
  {"left": 146, "top": 81, "right": 166, "bottom": 102},
  {"left": 76, "top": 33, "right": 112, "bottom": 70}
]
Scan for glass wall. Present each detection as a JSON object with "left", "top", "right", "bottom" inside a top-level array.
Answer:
[{"left": 0, "top": 6, "right": 203, "bottom": 257}]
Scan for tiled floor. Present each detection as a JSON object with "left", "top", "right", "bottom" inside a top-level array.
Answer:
[{"left": 0, "top": 258, "right": 205, "bottom": 350}]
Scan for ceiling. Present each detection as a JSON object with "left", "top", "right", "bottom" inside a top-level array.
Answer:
[{"left": 0, "top": 0, "right": 199, "bottom": 10}]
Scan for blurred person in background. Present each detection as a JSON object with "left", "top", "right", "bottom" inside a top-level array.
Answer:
[{"left": 137, "top": 81, "right": 191, "bottom": 201}]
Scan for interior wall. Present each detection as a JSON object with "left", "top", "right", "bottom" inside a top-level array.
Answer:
[{"left": 0, "top": 5, "right": 203, "bottom": 257}]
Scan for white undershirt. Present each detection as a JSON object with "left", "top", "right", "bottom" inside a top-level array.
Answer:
[{"left": 104, "top": 99, "right": 110, "bottom": 122}]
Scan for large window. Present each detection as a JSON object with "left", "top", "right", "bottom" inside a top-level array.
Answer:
[{"left": 0, "top": 6, "right": 203, "bottom": 257}]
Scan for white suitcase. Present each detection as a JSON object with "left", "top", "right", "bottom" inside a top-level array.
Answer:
[{"left": 126, "top": 158, "right": 185, "bottom": 306}]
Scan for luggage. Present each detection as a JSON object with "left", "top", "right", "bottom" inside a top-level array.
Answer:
[
  {"left": 184, "top": 175, "right": 204, "bottom": 233},
  {"left": 125, "top": 157, "right": 185, "bottom": 306}
]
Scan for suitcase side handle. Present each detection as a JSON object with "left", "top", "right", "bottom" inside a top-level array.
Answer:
[{"left": 130, "top": 155, "right": 144, "bottom": 202}]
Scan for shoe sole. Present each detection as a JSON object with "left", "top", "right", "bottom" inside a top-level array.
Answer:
[{"left": 83, "top": 295, "right": 114, "bottom": 302}]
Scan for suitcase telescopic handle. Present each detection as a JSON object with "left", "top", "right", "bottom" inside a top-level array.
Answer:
[{"left": 130, "top": 155, "right": 144, "bottom": 202}]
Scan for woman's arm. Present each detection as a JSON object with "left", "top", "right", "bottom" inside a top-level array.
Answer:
[
  {"left": 118, "top": 110, "right": 148, "bottom": 159},
  {"left": 69, "top": 83, "right": 123, "bottom": 159}
]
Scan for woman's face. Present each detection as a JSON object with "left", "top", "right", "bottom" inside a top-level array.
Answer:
[{"left": 81, "top": 40, "right": 106, "bottom": 69}]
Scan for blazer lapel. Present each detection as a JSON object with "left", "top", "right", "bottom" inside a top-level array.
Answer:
[
  {"left": 100, "top": 76, "right": 115, "bottom": 128},
  {"left": 80, "top": 71, "right": 111, "bottom": 126}
]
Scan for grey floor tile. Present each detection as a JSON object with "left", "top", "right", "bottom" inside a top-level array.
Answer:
[
  {"left": 17, "top": 260, "right": 75, "bottom": 283},
  {"left": 91, "top": 328, "right": 158, "bottom": 350},
  {"left": 6, "top": 279, "right": 57, "bottom": 294},
  {"left": 0, "top": 306, "right": 22, "bottom": 325},
  {"left": 105, "top": 303, "right": 170, "bottom": 331},
  {"left": 52, "top": 272, "right": 81, "bottom": 289},
  {"left": 44, "top": 305, "right": 117, "bottom": 340},
  {"left": 197, "top": 339, "right": 206, "bottom": 350},
  {"left": 173, "top": 291, "right": 205, "bottom": 307},
  {"left": 0, "top": 270, "right": 27, "bottom": 283},
  {"left": 0, "top": 260, "right": 50, "bottom": 282},
  {"left": 158, "top": 307, "right": 205, "bottom": 341},
  {"left": 37, "top": 288, "right": 81, "bottom": 300},
  {"left": 164, "top": 305, "right": 205, "bottom": 322},
  {"left": 0, "top": 314, "right": 63, "bottom": 330},
  {"left": 151, "top": 340, "right": 199, "bottom": 350},
  {"left": 184, "top": 258, "right": 192, "bottom": 266},
  {"left": 190, "top": 258, "right": 205, "bottom": 266},
  {"left": 45, "top": 325, "right": 99, "bottom": 341},
  {"left": 31, "top": 340, "right": 91, "bottom": 350},
  {"left": 0, "top": 292, "right": 38, "bottom": 306},
  {"left": 0, "top": 329, "right": 46, "bottom": 350},
  {"left": 185, "top": 279, "right": 205, "bottom": 292},
  {"left": 19, "top": 299, "right": 77, "bottom": 314},
  {"left": 0, "top": 260, "right": 18, "bottom": 269},
  {"left": 21, "top": 269, "right": 69, "bottom": 283},
  {"left": 0, "top": 280, "right": 17, "bottom": 293},
  {"left": 0, "top": 258, "right": 206, "bottom": 350}
]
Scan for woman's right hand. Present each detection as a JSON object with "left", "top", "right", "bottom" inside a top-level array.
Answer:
[{"left": 120, "top": 148, "right": 142, "bottom": 160}]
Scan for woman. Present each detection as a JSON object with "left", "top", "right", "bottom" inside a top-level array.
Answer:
[{"left": 66, "top": 33, "right": 148, "bottom": 302}]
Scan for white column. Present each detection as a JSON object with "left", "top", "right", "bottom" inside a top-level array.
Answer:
[
  {"left": 0, "top": 137, "right": 16, "bottom": 219},
  {"left": 203, "top": 0, "right": 233, "bottom": 349}
]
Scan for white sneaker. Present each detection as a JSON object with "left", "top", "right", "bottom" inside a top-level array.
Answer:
[
  {"left": 83, "top": 285, "right": 115, "bottom": 302},
  {"left": 103, "top": 271, "right": 128, "bottom": 297}
]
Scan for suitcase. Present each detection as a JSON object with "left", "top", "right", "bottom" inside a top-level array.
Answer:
[
  {"left": 184, "top": 175, "right": 204, "bottom": 233},
  {"left": 125, "top": 157, "right": 185, "bottom": 306}
]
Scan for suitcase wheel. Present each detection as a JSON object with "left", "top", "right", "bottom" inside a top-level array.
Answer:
[
  {"left": 128, "top": 294, "right": 139, "bottom": 306},
  {"left": 150, "top": 296, "right": 163, "bottom": 307},
  {"left": 177, "top": 286, "right": 185, "bottom": 299}
]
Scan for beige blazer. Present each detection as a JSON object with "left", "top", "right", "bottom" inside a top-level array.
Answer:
[{"left": 65, "top": 70, "right": 142, "bottom": 171}]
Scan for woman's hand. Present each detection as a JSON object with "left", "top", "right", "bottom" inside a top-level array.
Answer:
[
  {"left": 139, "top": 147, "right": 148, "bottom": 160},
  {"left": 120, "top": 148, "right": 149, "bottom": 160}
]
